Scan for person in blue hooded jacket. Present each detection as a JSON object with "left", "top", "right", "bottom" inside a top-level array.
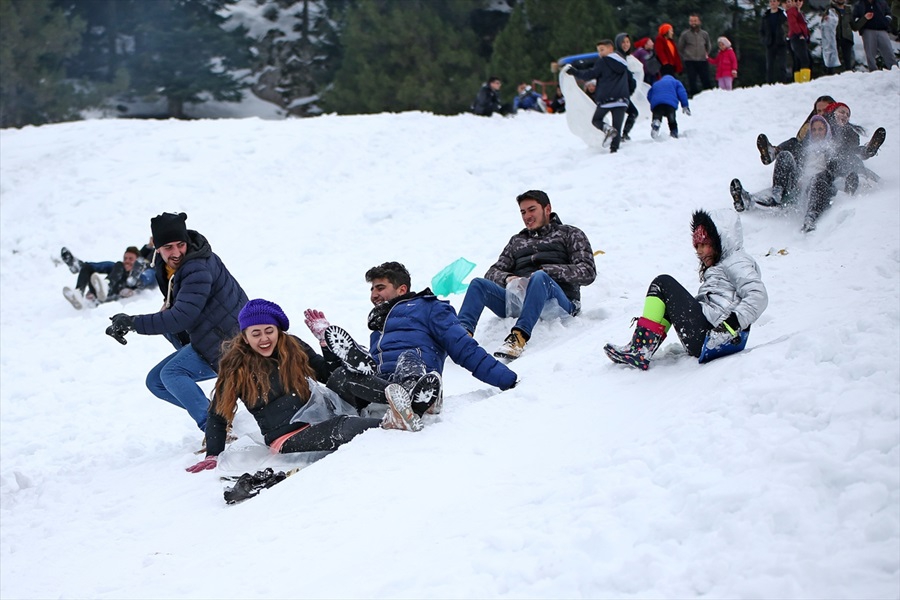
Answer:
[
  {"left": 647, "top": 64, "right": 690, "bottom": 139},
  {"left": 106, "top": 212, "right": 248, "bottom": 432},
  {"left": 304, "top": 262, "right": 517, "bottom": 431}
]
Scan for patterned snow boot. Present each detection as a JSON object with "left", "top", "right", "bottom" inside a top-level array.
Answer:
[
  {"left": 382, "top": 384, "right": 423, "bottom": 432},
  {"left": 324, "top": 325, "right": 378, "bottom": 375},
  {"left": 409, "top": 372, "right": 443, "bottom": 416},
  {"left": 603, "top": 317, "right": 667, "bottom": 370}
]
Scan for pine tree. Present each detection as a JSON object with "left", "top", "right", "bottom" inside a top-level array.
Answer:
[
  {"left": 0, "top": 0, "right": 86, "bottom": 127},
  {"left": 323, "top": 0, "right": 483, "bottom": 115},
  {"left": 126, "top": 0, "right": 252, "bottom": 118}
]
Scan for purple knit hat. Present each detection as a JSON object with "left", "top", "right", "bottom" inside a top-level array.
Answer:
[{"left": 238, "top": 299, "right": 290, "bottom": 331}]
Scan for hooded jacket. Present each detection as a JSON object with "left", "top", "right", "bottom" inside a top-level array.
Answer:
[
  {"left": 692, "top": 210, "right": 768, "bottom": 330},
  {"left": 368, "top": 289, "right": 517, "bottom": 391},
  {"left": 133, "top": 229, "right": 248, "bottom": 369},
  {"left": 485, "top": 213, "right": 596, "bottom": 304},
  {"left": 647, "top": 75, "right": 689, "bottom": 110},
  {"left": 568, "top": 52, "right": 634, "bottom": 107}
]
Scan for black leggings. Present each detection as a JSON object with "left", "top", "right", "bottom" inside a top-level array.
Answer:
[
  {"left": 647, "top": 274, "right": 713, "bottom": 357},
  {"left": 279, "top": 415, "right": 381, "bottom": 453},
  {"left": 651, "top": 105, "right": 678, "bottom": 134}
]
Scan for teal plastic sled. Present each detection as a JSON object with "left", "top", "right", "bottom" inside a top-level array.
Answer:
[
  {"left": 431, "top": 257, "right": 476, "bottom": 296},
  {"left": 698, "top": 330, "right": 749, "bottom": 363}
]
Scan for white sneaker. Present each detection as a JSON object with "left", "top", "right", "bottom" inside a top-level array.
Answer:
[
  {"left": 381, "top": 384, "right": 423, "bottom": 432},
  {"left": 91, "top": 273, "right": 108, "bottom": 302},
  {"left": 62, "top": 287, "right": 83, "bottom": 310}
]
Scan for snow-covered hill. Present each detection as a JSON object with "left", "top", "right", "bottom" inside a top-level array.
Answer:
[{"left": 1, "top": 70, "right": 898, "bottom": 599}]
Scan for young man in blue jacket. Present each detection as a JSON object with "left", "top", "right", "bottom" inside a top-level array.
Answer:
[
  {"left": 106, "top": 212, "right": 248, "bottom": 432},
  {"left": 304, "top": 262, "right": 517, "bottom": 431}
]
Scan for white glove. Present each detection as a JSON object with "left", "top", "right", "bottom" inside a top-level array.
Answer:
[{"left": 683, "top": 107, "right": 691, "bottom": 116}]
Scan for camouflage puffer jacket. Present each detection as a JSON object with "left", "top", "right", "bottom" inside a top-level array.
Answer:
[{"left": 485, "top": 213, "right": 597, "bottom": 302}]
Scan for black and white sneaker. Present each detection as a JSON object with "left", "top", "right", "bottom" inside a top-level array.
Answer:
[
  {"left": 60, "top": 247, "right": 81, "bottom": 274},
  {"left": 324, "top": 325, "right": 377, "bottom": 375},
  {"left": 650, "top": 119, "right": 661, "bottom": 139},
  {"left": 409, "top": 372, "right": 443, "bottom": 416}
]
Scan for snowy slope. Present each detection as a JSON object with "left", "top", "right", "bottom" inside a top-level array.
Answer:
[{"left": 1, "top": 69, "right": 898, "bottom": 599}]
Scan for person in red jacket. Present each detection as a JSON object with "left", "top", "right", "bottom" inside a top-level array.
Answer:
[
  {"left": 785, "top": 0, "right": 811, "bottom": 82},
  {"left": 707, "top": 36, "right": 739, "bottom": 90},
  {"left": 654, "top": 23, "right": 683, "bottom": 74}
]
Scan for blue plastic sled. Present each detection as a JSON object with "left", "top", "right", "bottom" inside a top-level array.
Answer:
[{"left": 698, "top": 330, "right": 749, "bottom": 364}]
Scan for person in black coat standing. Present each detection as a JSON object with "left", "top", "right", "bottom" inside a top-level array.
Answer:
[
  {"left": 106, "top": 212, "right": 248, "bottom": 432},
  {"left": 760, "top": 0, "right": 789, "bottom": 83}
]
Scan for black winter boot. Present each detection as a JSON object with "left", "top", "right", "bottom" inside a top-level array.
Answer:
[
  {"left": 604, "top": 317, "right": 667, "bottom": 370},
  {"left": 622, "top": 114, "right": 636, "bottom": 141}
]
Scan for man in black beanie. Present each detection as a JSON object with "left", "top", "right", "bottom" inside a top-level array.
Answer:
[{"left": 106, "top": 212, "right": 248, "bottom": 432}]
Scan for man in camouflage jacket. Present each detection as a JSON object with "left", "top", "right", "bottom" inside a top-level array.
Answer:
[{"left": 457, "top": 190, "right": 597, "bottom": 360}]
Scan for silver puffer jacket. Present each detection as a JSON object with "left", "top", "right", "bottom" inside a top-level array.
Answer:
[{"left": 695, "top": 210, "right": 768, "bottom": 329}]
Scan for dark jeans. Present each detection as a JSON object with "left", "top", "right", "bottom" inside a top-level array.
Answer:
[
  {"left": 838, "top": 38, "right": 855, "bottom": 72},
  {"left": 279, "top": 415, "right": 381, "bottom": 453},
  {"left": 651, "top": 105, "right": 678, "bottom": 136},
  {"left": 646, "top": 274, "right": 713, "bottom": 357},
  {"left": 457, "top": 272, "right": 577, "bottom": 339},
  {"left": 789, "top": 36, "right": 810, "bottom": 70},
  {"left": 683, "top": 60, "right": 712, "bottom": 96},
  {"left": 765, "top": 45, "right": 788, "bottom": 83},
  {"left": 145, "top": 344, "right": 216, "bottom": 430}
]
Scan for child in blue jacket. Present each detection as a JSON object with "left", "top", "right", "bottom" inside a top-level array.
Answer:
[{"left": 646, "top": 64, "right": 690, "bottom": 138}]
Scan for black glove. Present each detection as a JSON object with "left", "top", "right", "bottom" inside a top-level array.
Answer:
[
  {"left": 711, "top": 313, "right": 742, "bottom": 345},
  {"left": 106, "top": 313, "right": 135, "bottom": 345}
]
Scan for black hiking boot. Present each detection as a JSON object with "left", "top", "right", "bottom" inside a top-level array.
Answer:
[
  {"left": 730, "top": 179, "right": 747, "bottom": 212},
  {"left": 223, "top": 468, "right": 287, "bottom": 504},
  {"left": 864, "top": 127, "right": 886, "bottom": 158},
  {"left": 756, "top": 134, "right": 775, "bottom": 165}
]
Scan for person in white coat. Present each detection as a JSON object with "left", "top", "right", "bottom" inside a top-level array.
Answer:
[{"left": 604, "top": 209, "right": 768, "bottom": 370}]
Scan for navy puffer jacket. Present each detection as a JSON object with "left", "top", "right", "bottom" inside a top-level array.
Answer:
[
  {"left": 368, "top": 289, "right": 517, "bottom": 391},
  {"left": 133, "top": 230, "right": 248, "bottom": 370}
]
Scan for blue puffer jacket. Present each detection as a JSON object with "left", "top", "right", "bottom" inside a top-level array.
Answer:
[
  {"left": 368, "top": 290, "right": 517, "bottom": 390},
  {"left": 647, "top": 75, "right": 689, "bottom": 110},
  {"left": 133, "top": 230, "right": 248, "bottom": 370}
]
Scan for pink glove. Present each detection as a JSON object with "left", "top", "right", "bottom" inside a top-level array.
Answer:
[
  {"left": 185, "top": 456, "right": 217, "bottom": 473},
  {"left": 304, "top": 309, "right": 330, "bottom": 343}
]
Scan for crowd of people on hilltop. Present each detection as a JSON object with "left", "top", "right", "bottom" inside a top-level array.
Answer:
[{"left": 471, "top": 0, "right": 897, "bottom": 123}]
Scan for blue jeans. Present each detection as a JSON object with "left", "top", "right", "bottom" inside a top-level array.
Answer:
[
  {"left": 457, "top": 272, "right": 576, "bottom": 338},
  {"left": 145, "top": 344, "right": 215, "bottom": 431}
]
